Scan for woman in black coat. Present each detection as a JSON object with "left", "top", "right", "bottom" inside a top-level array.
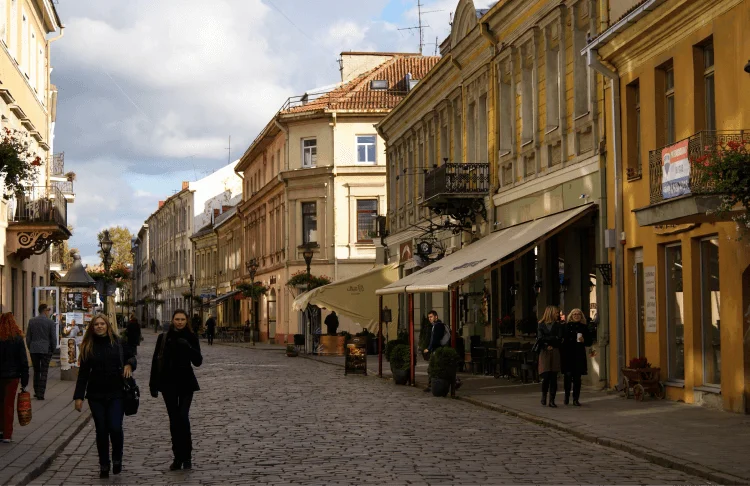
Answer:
[
  {"left": 0, "top": 313, "right": 29, "bottom": 443},
  {"left": 561, "top": 308, "right": 593, "bottom": 406},
  {"left": 150, "top": 309, "right": 202, "bottom": 471},
  {"left": 537, "top": 305, "right": 563, "bottom": 408},
  {"left": 74, "top": 314, "right": 136, "bottom": 478}
]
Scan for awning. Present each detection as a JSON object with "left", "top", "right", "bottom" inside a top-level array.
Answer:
[
  {"left": 209, "top": 289, "right": 241, "bottom": 306},
  {"left": 292, "top": 264, "right": 399, "bottom": 331},
  {"left": 376, "top": 204, "right": 596, "bottom": 295}
]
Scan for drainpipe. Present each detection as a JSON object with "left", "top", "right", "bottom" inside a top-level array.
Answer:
[{"left": 587, "top": 49, "right": 624, "bottom": 385}]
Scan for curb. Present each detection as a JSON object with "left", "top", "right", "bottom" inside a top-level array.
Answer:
[
  {"left": 457, "top": 396, "right": 747, "bottom": 485},
  {"left": 7, "top": 411, "right": 92, "bottom": 486}
]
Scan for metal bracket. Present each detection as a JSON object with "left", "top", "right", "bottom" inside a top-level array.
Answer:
[{"left": 594, "top": 263, "right": 613, "bottom": 286}]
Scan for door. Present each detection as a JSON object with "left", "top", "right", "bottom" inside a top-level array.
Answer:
[{"left": 634, "top": 249, "right": 645, "bottom": 359}]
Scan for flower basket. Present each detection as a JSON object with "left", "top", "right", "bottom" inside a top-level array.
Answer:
[{"left": 621, "top": 358, "right": 664, "bottom": 401}]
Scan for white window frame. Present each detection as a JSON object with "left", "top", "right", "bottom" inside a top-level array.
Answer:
[
  {"left": 355, "top": 134, "right": 377, "bottom": 164},
  {"left": 9, "top": 0, "right": 16, "bottom": 59},
  {"left": 301, "top": 138, "right": 317, "bottom": 168},
  {"left": 355, "top": 199, "right": 378, "bottom": 243},
  {"left": 497, "top": 54, "right": 514, "bottom": 156},
  {"left": 20, "top": 7, "right": 27, "bottom": 75}
]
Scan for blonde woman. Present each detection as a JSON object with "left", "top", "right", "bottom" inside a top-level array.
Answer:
[
  {"left": 537, "top": 305, "right": 563, "bottom": 407},
  {"left": 73, "top": 315, "right": 136, "bottom": 478},
  {"left": 561, "top": 308, "right": 592, "bottom": 406}
]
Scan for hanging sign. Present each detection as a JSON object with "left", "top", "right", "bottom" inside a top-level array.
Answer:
[
  {"left": 644, "top": 266, "right": 657, "bottom": 333},
  {"left": 661, "top": 139, "right": 691, "bottom": 199}
]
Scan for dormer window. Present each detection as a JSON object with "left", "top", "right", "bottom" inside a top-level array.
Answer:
[
  {"left": 404, "top": 73, "right": 419, "bottom": 91},
  {"left": 370, "top": 80, "right": 388, "bottom": 90}
]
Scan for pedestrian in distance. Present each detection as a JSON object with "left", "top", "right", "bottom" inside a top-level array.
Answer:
[
  {"left": 73, "top": 314, "right": 136, "bottom": 478},
  {"left": 537, "top": 305, "right": 563, "bottom": 408},
  {"left": 150, "top": 309, "right": 203, "bottom": 471},
  {"left": 26, "top": 304, "right": 57, "bottom": 400},
  {"left": 0, "top": 313, "right": 29, "bottom": 443},
  {"left": 561, "top": 308, "right": 592, "bottom": 406},
  {"left": 125, "top": 314, "right": 141, "bottom": 356},
  {"left": 324, "top": 311, "right": 339, "bottom": 335},
  {"left": 423, "top": 310, "right": 447, "bottom": 393},
  {"left": 205, "top": 315, "right": 216, "bottom": 346}
]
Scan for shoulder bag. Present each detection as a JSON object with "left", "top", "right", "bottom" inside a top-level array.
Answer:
[{"left": 118, "top": 343, "right": 140, "bottom": 416}]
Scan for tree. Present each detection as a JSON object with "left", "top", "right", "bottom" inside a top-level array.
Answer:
[{"left": 97, "top": 226, "right": 134, "bottom": 268}]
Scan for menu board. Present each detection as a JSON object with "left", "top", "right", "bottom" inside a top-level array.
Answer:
[
  {"left": 344, "top": 336, "right": 368, "bottom": 375},
  {"left": 644, "top": 266, "right": 657, "bottom": 333}
]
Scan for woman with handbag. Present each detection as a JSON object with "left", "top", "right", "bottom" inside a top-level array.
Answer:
[
  {"left": 561, "top": 308, "right": 592, "bottom": 406},
  {"left": 537, "top": 305, "right": 563, "bottom": 408},
  {"left": 73, "top": 314, "right": 136, "bottom": 478},
  {"left": 0, "top": 313, "right": 29, "bottom": 443},
  {"left": 149, "top": 309, "right": 202, "bottom": 471}
]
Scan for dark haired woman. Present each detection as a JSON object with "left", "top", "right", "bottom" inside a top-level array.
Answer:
[
  {"left": 74, "top": 314, "right": 136, "bottom": 478},
  {"left": 537, "top": 305, "right": 563, "bottom": 408},
  {"left": 150, "top": 309, "right": 202, "bottom": 471}
]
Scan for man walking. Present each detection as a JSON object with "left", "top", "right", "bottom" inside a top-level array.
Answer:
[
  {"left": 423, "top": 310, "right": 447, "bottom": 393},
  {"left": 205, "top": 315, "right": 216, "bottom": 345},
  {"left": 26, "top": 304, "right": 57, "bottom": 400},
  {"left": 126, "top": 314, "right": 141, "bottom": 355}
]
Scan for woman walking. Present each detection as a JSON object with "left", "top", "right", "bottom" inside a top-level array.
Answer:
[
  {"left": 537, "top": 305, "right": 563, "bottom": 407},
  {"left": 561, "top": 308, "right": 592, "bottom": 406},
  {"left": 0, "top": 313, "right": 29, "bottom": 443},
  {"left": 150, "top": 309, "right": 202, "bottom": 471},
  {"left": 73, "top": 314, "right": 136, "bottom": 478}
]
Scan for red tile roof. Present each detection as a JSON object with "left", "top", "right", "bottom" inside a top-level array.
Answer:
[{"left": 282, "top": 55, "right": 440, "bottom": 115}]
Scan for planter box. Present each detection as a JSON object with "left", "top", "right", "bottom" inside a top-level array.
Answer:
[{"left": 318, "top": 335, "right": 345, "bottom": 356}]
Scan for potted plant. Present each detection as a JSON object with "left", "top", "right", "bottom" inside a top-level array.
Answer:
[
  {"left": 428, "top": 346, "right": 459, "bottom": 397},
  {"left": 389, "top": 344, "right": 411, "bottom": 385},
  {"left": 285, "top": 344, "right": 298, "bottom": 357}
]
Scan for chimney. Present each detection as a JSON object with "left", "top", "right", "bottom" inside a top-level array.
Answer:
[
  {"left": 339, "top": 52, "right": 399, "bottom": 83},
  {"left": 158, "top": 201, "right": 165, "bottom": 209},
  {"left": 182, "top": 181, "right": 189, "bottom": 190}
]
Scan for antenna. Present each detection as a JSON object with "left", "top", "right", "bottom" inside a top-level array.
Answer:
[
  {"left": 226, "top": 135, "right": 231, "bottom": 165},
  {"left": 398, "top": 0, "right": 442, "bottom": 54}
]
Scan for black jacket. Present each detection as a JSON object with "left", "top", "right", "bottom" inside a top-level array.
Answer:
[
  {"left": 205, "top": 317, "right": 216, "bottom": 333},
  {"left": 537, "top": 321, "right": 563, "bottom": 348},
  {"left": 428, "top": 320, "right": 446, "bottom": 352},
  {"left": 74, "top": 335, "right": 137, "bottom": 401},
  {"left": 0, "top": 336, "right": 29, "bottom": 387},
  {"left": 126, "top": 319, "right": 141, "bottom": 348},
  {"left": 149, "top": 329, "right": 202, "bottom": 395},
  {"left": 561, "top": 321, "right": 593, "bottom": 375}
]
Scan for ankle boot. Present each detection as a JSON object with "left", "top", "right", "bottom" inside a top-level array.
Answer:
[
  {"left": 113, "top": 461, "right": 122, "bottom": 475},
  {"left": 541, "top": 393, "right": 547, "bottom": 406},
  {"left": 169, "top": 459, "right": 182, "bottom": 471},
  {"left": 548, "top": 397, "right": 557, "bottom": 408},
  {"left": 183, "top": 459, "right": 192, "bottom": 470},
  {"left": 564, "top": 394, "right": 570, "bottom": 405},
  {"left": 99, "top": 466, "right": 110, "bottom": 478}
]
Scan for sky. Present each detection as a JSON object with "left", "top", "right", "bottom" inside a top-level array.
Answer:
[{"left": 53, "top": 0, "right": 495, "bottom": 265}]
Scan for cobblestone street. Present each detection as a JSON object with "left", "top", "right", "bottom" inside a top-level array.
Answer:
[{"left": 29, "top": 334, "right": 706, "bottom": 485}]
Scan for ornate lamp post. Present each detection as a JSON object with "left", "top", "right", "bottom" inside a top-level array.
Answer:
[
  {"left": 99, "top": 230, "right": 113, "bottom": 318},
  {"left": 300, "top": 243, "right": 316, "bottom": 277},
  {"left": 297, "top": 242, "right": 318, "bottom": 353},
  {"left": 188, "top": 274, "right": 195, "bottom": 324},
  {"left": 245, "top": 258, "right": 259, "bottom": 345}
]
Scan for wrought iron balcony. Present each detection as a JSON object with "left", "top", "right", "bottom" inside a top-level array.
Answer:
[
  {"left": 52, "top": 180, "right": 74, "bottom": 195},
  {"left": 423, "top": 162, "right": 490, "bottom": 204},
  {"left": 51, "top": 152, "right": 65, "bottom": 176},
  {"left": 8, "top": 185, "right": 68, "bottom": 227},
  {"left": 648, "top": 130, "right": 750, "bottom": 204}
]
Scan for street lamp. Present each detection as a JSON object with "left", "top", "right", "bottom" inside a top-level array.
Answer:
[
  {"left": 300, "top": 243, "right": 317, "bottom": 277},
  {"left": 188, "top": 274, "right": 195, "bottom": 326},
  {"left": 246, "top": 258, "right": 259, "bottom": 345},
  {"left": 99, "top": 230, "right": 113, "bottom": 318}
]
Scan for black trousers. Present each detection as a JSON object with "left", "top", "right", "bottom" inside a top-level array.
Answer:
[
  {"left": 89, "top": 398, "right": 124, "bottom": 467},
  {"left": 206, "top": 332, "right": 214, "bottom": 345},
  {"left": 541, "top": 371, "right": 558, "bottom": 400},
  {"left": 30, "top": 353, "right": 52, "bottom": 398},
  {"left": 564, "top": 372, "right": 582, "bottom": 400},
  {"left": 162, "top": 390, "right": 194, "bottom": 461}
]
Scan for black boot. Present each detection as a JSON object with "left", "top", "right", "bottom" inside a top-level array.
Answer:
[
  {"left": 99, "top": 466, "right": 110, "bottom": 478},
  {"left": 183, "top": 459, "right": 192, "bottom": 470},
  {"left": 573, "top": 399, "right": 581, "bottom": 406},
  {"left": 541, "top": 393, "right": 547, "bottom": 406},
  {"left": 548, "top": 397, "right": 557, "bottom": 408},
  {"left": 169, "top": 459, "right": 182, "bottom": 471},
  {"left": 113, "top": 461, "right": 122, "bottom": 475},
  {"left": 564, "top": 394, "right": 570, "bottom": 405}
]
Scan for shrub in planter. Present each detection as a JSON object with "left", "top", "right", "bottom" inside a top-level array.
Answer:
[
  {"left": 285, "top": 344, "right": 298, "bottom": 357},
  {"left": 389, "top": 344, "right": 411, "bottom": 385},
  {"left": 384, "top": 339, "right": 407, "bottom": 362},
  {"left": 428, "top": 347, "right": 460, "bottom": 397}
]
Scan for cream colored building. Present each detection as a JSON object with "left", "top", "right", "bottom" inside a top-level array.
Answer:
[
  {"left": 0, "top": 1, "right": 71, "bottom": 329},
  {"left": 236, "top": 52, "right": 440, "bottom": 343}
]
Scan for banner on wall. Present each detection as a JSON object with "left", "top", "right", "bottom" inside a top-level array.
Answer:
[
  {"left": 60, "top": 338, "right": 79, "bottom": 370},
  {"left": 661, "top": 139, "right": 691, "bottom": 199}
]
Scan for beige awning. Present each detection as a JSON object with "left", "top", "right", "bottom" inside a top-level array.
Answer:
[
  {"left": 376, "top": 204, "right": 596, "bottom": 295},
  {"left": 292, "top": 264, "right": 399, "bottom": 331}
]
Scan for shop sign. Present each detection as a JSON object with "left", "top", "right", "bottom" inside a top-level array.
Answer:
[
  {"left": 644, "top": 266, "right": 657, "bottom": 333},
  {"left": 661, "top": 139, "right": 691, "bottom": 199},
  {"left": 399, "top": 242, "right": 413, "bottom": 263},
  {"left": 653, "top": 223, "right": 698, "bottom": 236}
]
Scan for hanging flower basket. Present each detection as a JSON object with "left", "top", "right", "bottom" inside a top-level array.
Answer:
[
  {"left": 237, "top": 282, "right": 269, "bottom": 300},
  {"left": 0, "top": 128, "right": 41, "bottom": 199},
  {"left": 286, "top": 271, "right": 331, "bottom": 291}
]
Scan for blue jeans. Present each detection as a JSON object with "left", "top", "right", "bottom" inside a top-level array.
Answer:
[{"left": 88, "top": 398, "right": 124, "bottom": 467}]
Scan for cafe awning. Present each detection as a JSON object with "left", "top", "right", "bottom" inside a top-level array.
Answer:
[
  {"left": 209, "top": 289, "right": 241, "bottom": 306},
  {"left": 292, "top": 264, "right": 399, "bottom": 331},
  {"left": 376, "top": 204, "right": 596, "bottom": 295}
]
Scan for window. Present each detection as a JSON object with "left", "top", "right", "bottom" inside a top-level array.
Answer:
[
  {"left": 545, "top": 23, "right": 561, "bottom": 130},
  {"left": 665, "top": 244, "right": 684, "bottom": 381},
  {"left": 498, "top": 59, "right": 513, "bottom": 154},
  {"left": 452, "top": 100, "right": 462, "bottom": 163},
  {"left": 700, "top": 237, "right": 720, "bottom": 386},
  {"left": 29, "top": 31, "right": 35, "bottom": 89},
  {"left": 356, "top": 199, "right": 378, "bottom": 243},
  {"left": 572, "top": 2, "right": 590, "bottom": 117},
  {"left": 356, "top": 135, "right": 376, "bottom": 164},
  {"left": 703, "top": 43, "right": 715, "bottom": 131},
  {"left": 477, "top": 94, "right": 488, "bottom": 163},
  {"left": 520, "top": 46, "right": 534, "bottom": 144},
  {"left": 302, "top": 138, "right": 316, "bottom": 168},
  {"left": 633, "top": 249, "right": 645, "bottom": 358},
  {"left": 276, "top": 149, "right": 281, "bottom": 172},
  {"left": 20, "top": 9, "right": 26, "bottom": 74},
  {"left": 665, "top": 65, "right": 675, "bottom": 145},
  {"left": 9, "top": 0, "right": 16, "bottom": 58},
  {"left": 467, "top": 102, "right": 476, "bottom": 162},
  {"left": 0, "top": 0, "right": 6, "bottom": 45},
  {"left": 626, "top": 81, "right": 641, "bottom": 176},
  {"left": 301, "top": 202, "right": 317, "bottom": 244}
]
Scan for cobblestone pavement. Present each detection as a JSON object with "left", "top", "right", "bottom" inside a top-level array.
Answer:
[{"left": 29, "top": 334, "right": 707, "bottom": 485}]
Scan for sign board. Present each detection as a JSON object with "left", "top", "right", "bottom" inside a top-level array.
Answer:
[
  {"left": 644, "top": 266, "right": 657, "bottom": 333},
  {"left": 344, "top": 336, "right": 367, "bottom": 375},
  {"left": 60, "top": 337, "right": 79, "bottom": 370},
  {"left": 661, "top": 139, "right": 691, "bottom": 199},
  {"left": 399, "top": 242, "right": 413, "bottom": 264}
]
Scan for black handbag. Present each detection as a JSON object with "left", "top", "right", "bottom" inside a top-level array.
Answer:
[
  {"left": 531, "top": 338, "right": 543, "bottom": 354},
  {"left": 118, "top": 343, "right": 140, "bottom": 416}
]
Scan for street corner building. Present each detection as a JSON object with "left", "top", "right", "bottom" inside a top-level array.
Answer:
[
  {"left": 587, "top": 0, "right": 750, "bottom": 413},
  {"left": 0, "top": 1, "right": 73, "bottom": 329}
]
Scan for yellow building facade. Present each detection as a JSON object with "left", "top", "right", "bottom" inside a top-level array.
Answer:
[{"left": 590, "top": 0, "right": 750, "bottom": 412}]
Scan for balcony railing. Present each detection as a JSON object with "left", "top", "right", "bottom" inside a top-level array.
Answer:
[
  {"left": 649, "top": 130, "right": 750, "bottom": 204},
  {"left": 52, "top": 180, "right": 74, "bottom": 195},
  {"left": 423, "top": 163, "right": 490, "bottom": 203},
  {"left": 51, "top": 153, "right": 65, "bottom": 176},
  {"left": 8, "top": 185, "right": 67, "bottom": 227},
  {"left": 50, "top": 244, "right": 68, "bottom": 270}
]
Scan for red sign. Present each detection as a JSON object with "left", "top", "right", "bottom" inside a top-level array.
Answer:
[{"left": 399, "top": 242, "right": 413, "bottom": 263}]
